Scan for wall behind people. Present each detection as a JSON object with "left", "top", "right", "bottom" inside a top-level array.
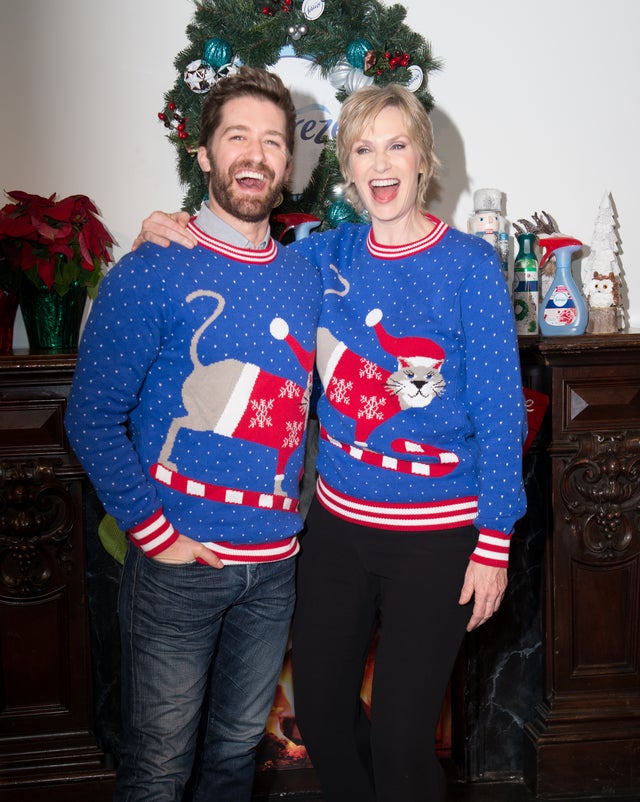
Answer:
[{"left": 2, "top": 0, "right": 638, "bottom": 345}]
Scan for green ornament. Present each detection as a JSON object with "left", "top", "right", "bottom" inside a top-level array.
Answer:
[
  {"left": 346, "top": 39, "right": 373, "bottom": 70},
  {"left": 203, "top": 37, "right": 233, "bottom": 69},
  {"left": 326, "top": 200, "right": 357, "bottom": 228}
]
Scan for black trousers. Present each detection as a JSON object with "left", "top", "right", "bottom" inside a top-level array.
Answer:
[{"left": 291, "top": 497, "right": 476, "bottom": 802}]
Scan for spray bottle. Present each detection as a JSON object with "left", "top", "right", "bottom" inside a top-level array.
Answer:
[{"left": 538, "top": 236, "right": 588, "bottom": 336}]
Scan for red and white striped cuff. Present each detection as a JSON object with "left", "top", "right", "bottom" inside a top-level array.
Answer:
[
  {"left": 470, "top": 527, "right": 512, "bottom": 568},
  {"left": 128, "top": 509, "right": 179, "bottom": 557}
]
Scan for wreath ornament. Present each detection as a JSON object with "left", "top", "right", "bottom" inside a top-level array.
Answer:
[{"left": 158, "top": 0, "right": 441, "bottom": 230}]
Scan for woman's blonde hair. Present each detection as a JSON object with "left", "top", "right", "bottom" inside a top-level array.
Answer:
[{"left": 336, "top": 83, "right": 440, "bottom": 215}]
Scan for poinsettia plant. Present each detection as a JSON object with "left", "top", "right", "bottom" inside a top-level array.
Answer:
[{"left": 0, "top": 190, "right": 114, "bottom": 297}]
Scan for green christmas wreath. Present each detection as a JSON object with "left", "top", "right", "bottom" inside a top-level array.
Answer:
[{"left": 158, "top": 0, "right": 441, "bottom": 229}]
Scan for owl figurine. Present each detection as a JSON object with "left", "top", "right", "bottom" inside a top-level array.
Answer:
[{"left": 585, "top": 276, "right": 616, "bottom": 309}]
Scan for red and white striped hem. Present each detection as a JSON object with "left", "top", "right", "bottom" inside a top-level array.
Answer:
[
  {"left": 200, "top": 536, "right": 300, "bottom": 564},
  {"left": 316, "top": 476, "right": 479, "bottom": 531}
]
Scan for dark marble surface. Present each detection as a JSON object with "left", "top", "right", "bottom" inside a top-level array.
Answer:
[{"left": 462, "top": 445, "right": 548, "bottom": 778}]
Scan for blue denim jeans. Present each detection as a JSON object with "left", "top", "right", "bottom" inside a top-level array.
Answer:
[{"left": 115, "top": 546, "right": 296, "bottom": 802}]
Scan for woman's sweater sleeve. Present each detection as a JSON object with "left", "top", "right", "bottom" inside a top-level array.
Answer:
[{"left": 461, "top": 247, "right": 527, "bottom": 567}]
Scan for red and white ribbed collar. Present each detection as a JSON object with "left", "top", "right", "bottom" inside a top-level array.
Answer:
[
  {"left": 366, "top": 213, "right": 449, "bottom": 260},
  {"left": 187, "top": 219, "right": 278, "bottom": 264}
]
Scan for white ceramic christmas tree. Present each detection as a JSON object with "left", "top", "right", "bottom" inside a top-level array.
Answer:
[{"left": 581, "top": 192, "right": 624, "bottom": 333}]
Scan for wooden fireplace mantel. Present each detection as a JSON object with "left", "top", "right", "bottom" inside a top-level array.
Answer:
[{"left": 519, "top": 333, "right": 640, "bottom": 798}]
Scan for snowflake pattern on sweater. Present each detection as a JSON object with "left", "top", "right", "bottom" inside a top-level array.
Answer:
[
  {"left": 291, "top": 215, "right": 527, "bottom": 567},
  {"left": 65, "top": 222, "right": 321, "bottom": 562}
]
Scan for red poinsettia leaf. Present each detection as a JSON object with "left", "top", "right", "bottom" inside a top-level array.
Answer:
[
  {"left": 0, "top": 214, "right": 38, "bottom": 238},
  {"left": 35, "top": 219, "right": 65, "bottom": 240},
  {"left": 6, "top": 189, "right": 56, "bottom": 205},
  {"left": 71, "top": 194, "right": 98, "bottom": 215},
  {"left": 47, "top": 221, "right": 73, "bottom": 242},
  {"left": 46, "top": 195, "right": 76, "bottom": 223},
  {"left": 77, "top": 230, "right": 94, "bottom": 269},
  {"left": 34, "top": 256, "right": 55, "bottom": 289}
]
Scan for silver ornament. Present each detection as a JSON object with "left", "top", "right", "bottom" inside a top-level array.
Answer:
[
  {"left": 344, "top": 68, "right": 374, "bottom": 94},
  {"left": 328, "top": 60, "right": 352, "bottom": 90}
]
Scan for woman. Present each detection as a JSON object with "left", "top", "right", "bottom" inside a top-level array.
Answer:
[{"left": 137, "top": 82, "right": 526, "bottom": 802}]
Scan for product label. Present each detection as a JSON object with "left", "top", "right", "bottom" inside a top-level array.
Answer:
[
  {"left": 547, "top": 285, "right": 571, "bottom": 308},
  {"left": 544, "top": 286, "right": 577, "bottom": 325}
]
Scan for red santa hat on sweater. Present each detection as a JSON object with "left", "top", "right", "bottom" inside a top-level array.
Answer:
[
  {"left": 270, "top": 317, "right": 315, "bottom": 372},
  {"left": 365, "top": 308, "right": 445, "bottom": 369}
]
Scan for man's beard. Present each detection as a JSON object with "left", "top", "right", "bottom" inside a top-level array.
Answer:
[{"left": 207, "top": 154, "right": 284, "bottom": 223}]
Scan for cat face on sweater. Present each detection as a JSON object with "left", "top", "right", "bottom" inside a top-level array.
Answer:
[{"left": 385, "top": 358, "right": 445, "bottom": 409}]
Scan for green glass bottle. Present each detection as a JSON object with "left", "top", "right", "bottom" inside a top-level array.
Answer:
[{"left": 512, "top": 233, "right": 539, "bottom": 335}]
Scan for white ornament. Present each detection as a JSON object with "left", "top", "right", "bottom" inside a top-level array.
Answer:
[
  {"left": 302, "top": 0, "right": 325, "bottom": 21},
  {"left": 215, "top": 60, "right": 238, "bottom": 81},
  {"left": 183, "top": 59, "right": 215, "bottom": 94},
  {"left": 405, "top": 65, "right": 424, "bottom": 93}
]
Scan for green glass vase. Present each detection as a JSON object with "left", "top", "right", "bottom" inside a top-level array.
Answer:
[{"left": 19, "top": 280, "right": 87, "bottom": 351}]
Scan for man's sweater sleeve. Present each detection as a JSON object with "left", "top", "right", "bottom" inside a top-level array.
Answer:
[{"left": 64, "top": 253, "right": 178, "bottom": 555}]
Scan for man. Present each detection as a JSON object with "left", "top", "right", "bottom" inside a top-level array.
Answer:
[{"left": 65, "top": 67, "right": 321, "bottom": 802}]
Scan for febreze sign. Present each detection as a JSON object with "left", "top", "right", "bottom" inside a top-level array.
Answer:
[{"left": 274, "top": 49, "right": 342, "bottom": 196}]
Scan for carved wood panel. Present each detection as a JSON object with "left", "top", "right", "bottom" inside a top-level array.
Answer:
[
  {"left": 0, "top": 353, "right": 114, "bottom": 801},
  {"left": 522, "top": 336, "right": 640, "bottom": 798}
]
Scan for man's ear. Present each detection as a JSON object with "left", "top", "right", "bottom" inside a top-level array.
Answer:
[
  {"left": 284, "top": 156, "right": 293, "bottom": 183},
  {"left": 197, "top": 146, "right": 211, "bottom": 173}
]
